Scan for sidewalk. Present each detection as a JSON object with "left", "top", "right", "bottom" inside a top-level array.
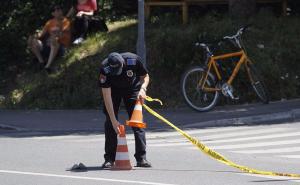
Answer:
[{"left": 0, "top": 99, "right": 299, "bottom": 134}]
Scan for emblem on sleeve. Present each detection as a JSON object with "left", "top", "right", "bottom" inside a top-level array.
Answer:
[
  {"left": 99, "top": 74, "right": 107, "bottom": 83},
  {"left": 126, "top": 59, "right": 136, "bottom": 66},
  {"left": 126, "top": 70, "right": 134, "bottom": 77}
]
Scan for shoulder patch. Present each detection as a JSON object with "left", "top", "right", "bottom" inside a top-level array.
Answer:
[
  {"left": 103, "top": 66, "right": 111, "bottom": 75},
  {"left": 99, "top": 74, "right": 107, "bottom": 84},
  {"left": 126, "top": 58, "right": 136, "bottom": 66},
  {"left": 126, "top": 70, "right": 134, "bottom": 77}
]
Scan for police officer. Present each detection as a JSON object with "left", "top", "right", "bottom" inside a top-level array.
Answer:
[{"left": 99, "top": 52, "right": 151, "bottom": 168}]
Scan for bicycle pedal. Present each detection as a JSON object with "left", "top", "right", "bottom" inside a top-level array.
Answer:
[
  {"left": 233, "top": 96, "right": 240, "bottom": 100},
  {"left": 227, "top": 91, "right": 239, "bottom": 100}
]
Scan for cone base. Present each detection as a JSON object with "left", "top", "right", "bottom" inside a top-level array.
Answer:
[
  {"left": 126, "top": 120, "right": 146, "bottom": 128},
  {"left": 111, "top": 161, "right": 132, "bottom": 170}
]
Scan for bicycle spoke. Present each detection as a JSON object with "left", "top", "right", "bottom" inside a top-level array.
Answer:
[
  {"left": 181, "top": 67, "right": 219, "bottom": 111},
  {"left": 247, "top": 63, "right": 269, "bottom": 104}
]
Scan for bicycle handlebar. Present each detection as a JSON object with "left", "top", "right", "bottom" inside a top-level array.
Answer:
[
  {"left": 195, "top": 42, "right": 212, "bottom": 54},
  {"left": 195, "top": 25, "right": 251, "bottom": 54},
  {"left": 223, "top": 25, "right": 250, "bottom": 41}
]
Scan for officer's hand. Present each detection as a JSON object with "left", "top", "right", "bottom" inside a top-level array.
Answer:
[
  {"left": 138, "top": 88, "right": 147, "bottom": 104},
  {"left": 112, "top": 120, "right": 121, "bottom": 135}
]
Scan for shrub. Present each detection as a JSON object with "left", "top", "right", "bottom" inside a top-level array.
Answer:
[{"left": 1, "top": 11, "right": 300, "bottom": 109}]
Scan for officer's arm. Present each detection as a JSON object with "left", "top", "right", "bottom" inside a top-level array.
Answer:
[
  {"left": 140, "top": 74, "right": 150, "bottom": 91},
  {"left": 101, "top": 88, "right": 120, "bottom": 134},
  {"left": 138, "top": 74, "right": 150, "bottom": 101}
]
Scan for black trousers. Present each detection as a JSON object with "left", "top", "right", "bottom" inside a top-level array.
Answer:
[
  {"left": 74, "top": 15, "right": 91, "bottom": 39},
  {"left": 103, "top": 90, "right": 146, "bottom": 162}
]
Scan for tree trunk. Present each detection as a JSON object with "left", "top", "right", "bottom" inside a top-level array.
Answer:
[{"left": 229, "top": 0, "right": 256, "bottom": 20}]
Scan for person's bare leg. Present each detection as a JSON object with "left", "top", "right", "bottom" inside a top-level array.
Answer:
[
  {"left": 45, "top": 36, "right": 60, "bottom": 69},
  {"left": 28, "top": 36, "right": 45, "bottom": 64}
]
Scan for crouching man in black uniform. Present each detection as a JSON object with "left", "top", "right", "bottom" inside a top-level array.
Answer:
[{"left": 99, "top": 52, "right": 151, "bottom": 168}]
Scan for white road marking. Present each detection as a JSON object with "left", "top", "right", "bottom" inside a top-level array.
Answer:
[
  {"left": 233, "top": 147, "right": 300, "bottom": 154},
  {"left": 149, "top": 143, "right": 190, "bottom": 147},
  {"left": 277, "top": 155, "right": 300, "bottom": 159},
  {"left": 208, "top": 139, "right": 300, "bottom": 150},
  {"left": 204, "top": 131, "right": 300, "bottom": 144},
  {"left": 240, "top": 173, "right": 300, "bottom": 182},
  {"left": 30, "top": 135, "right": 103, "bottom": 140},
  {"left": 72, "top": 138, "right": 105, "bottom": 142},
  {"left": 149, "top": 128, "right": 289, "bottom": 147},
  {"left": 146, "top": 126, "right": 253, "bottom": 138},
  {"left": 0, "top": 170, "right": 177, "bottom": 185},
  {"left": 69, "top": 127, "right": 261, "bottom": 145},
  {"left": 74, "top": 127, "right": 299, "bottom": 148},
  {"left": 147, "top": 138, "right": 186, "bottom": 143},
  {"left": 198, "top": 127, "right": 289, "bottom": 141}
]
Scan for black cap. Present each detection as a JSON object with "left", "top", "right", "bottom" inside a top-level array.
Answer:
[{"left": 103, "top": 52, "right": 124, "bottom": 76}]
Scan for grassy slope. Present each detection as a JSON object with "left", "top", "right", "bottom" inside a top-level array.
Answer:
[{"left": 2, "top": 12, "right": 300, "bottom": 109}]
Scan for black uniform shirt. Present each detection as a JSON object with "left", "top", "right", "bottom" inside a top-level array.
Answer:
[{"left": 99, "top": 52, "right": 148, "bottom": 92}]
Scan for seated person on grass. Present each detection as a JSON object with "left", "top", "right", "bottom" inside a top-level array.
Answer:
[
  {"left": 67, "top": 0, "right": 98, "bottom": 44},
  {"left": 28, "top": 5, "right": 71, "bottom": 72}
]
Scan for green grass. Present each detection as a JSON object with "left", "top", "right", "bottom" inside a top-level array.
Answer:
[{"left": 1, "top": 11, "right": 300, "bottom": 109}]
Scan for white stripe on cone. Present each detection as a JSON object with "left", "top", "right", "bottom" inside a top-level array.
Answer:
[
  {"left": 134, "top": 104, "right": 143, "bottom": 111},
  {"left": 115, "top": 152, "right": 130, "bottom": 160},
  {"left": 118, "top": 137, "right": 127, "bottom": 145}
]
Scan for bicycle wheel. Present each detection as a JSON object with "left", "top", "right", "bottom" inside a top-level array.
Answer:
[
  {"left": 246, "top": 62, "right": 269, "bottom": 104},
  {"left": 181, "top": 66, "right": 219, "bottom": 111}
]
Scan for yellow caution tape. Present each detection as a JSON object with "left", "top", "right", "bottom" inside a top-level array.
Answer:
[
  {"left": 144, "top": 96, "right": 300, "bottom": 178},
  {"left": 145, "top": 96, "right": 163, "bottom": 105}
]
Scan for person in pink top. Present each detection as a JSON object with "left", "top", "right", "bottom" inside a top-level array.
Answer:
[{"left": 67, "top": 0, "right": 97, "bottom": 44}]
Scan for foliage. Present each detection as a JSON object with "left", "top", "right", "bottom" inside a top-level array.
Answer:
[
  {"left": 0, "top": 4, "right": 300, "bottom": 109},
  {"left": 146, "top": 10, "right": 300, "bottom": 106}
]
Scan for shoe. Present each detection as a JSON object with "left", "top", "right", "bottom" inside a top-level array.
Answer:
[
  {"left": 78, "top": 163, "right": 87, "bottom": 170},
  {"left": 73, "top": 37, "right": 84, "bottom": 45},
  {"left": 70, "top": 163, "right": 87, "bottom": 171},
  {"left": 44, "top": 67, "right": 52, "bottom": 74},
  {"left": 38, "top": 62, "right": 46, "bottom": 70},
  {"left": 136, "top": 159, "right": 152, "bottom": 168},
  {"left": 70, "top": 164, "right": 79, "bottom": 171},
  {"left": 101, "top": 160, "right": 114, "bottom": 168}
]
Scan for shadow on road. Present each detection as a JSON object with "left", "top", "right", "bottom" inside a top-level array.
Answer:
[
  {"left": 66, "top": 166, "right": 103, "bottom": 172},
  {"left": 66, "top": 165, "right": 243, "bottom": 174}
]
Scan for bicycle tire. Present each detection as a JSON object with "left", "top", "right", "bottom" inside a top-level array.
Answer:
[
  {"left": 181, "top": 66, "right": 219, "bottom": 112},
  {"left": 246, "top": 62, "right": 269, "bottom": 104}
]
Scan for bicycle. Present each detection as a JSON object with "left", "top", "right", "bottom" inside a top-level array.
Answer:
[{"left": 181, "top": 26, "right": 269, "bottom": 112}]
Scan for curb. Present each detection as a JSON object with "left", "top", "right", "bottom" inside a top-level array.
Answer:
[
  {"left": 0, "top": 124, "right": 26, "bottom": 131},
  {"left": 1, "top": 109, "right": 299, "bottom": 133},
  {"left": 291, "top": 109, "right": 300, "bottom": 121},
  {"left": 184, "top": 108, "right": 300, "bottom": 128}
]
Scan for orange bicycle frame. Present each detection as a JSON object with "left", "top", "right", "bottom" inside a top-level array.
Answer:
[{"left": 200, "top": 50, "right": 248, "bottom": 92}]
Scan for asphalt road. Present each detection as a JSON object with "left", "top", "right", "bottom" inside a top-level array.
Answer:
[
  {"left": 0, "top": 99, "right": 300, "bottom": 185},
  {"left": 0, "top": 122, "right": 300, "bottom": 185}
]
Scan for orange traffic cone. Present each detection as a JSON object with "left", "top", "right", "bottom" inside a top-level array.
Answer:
[
  {"left": 126, "top": 100, "right": 147, "bottom": 128},
  {"left": 111, "top": 125, "right": 132, "bottom": 170}
]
